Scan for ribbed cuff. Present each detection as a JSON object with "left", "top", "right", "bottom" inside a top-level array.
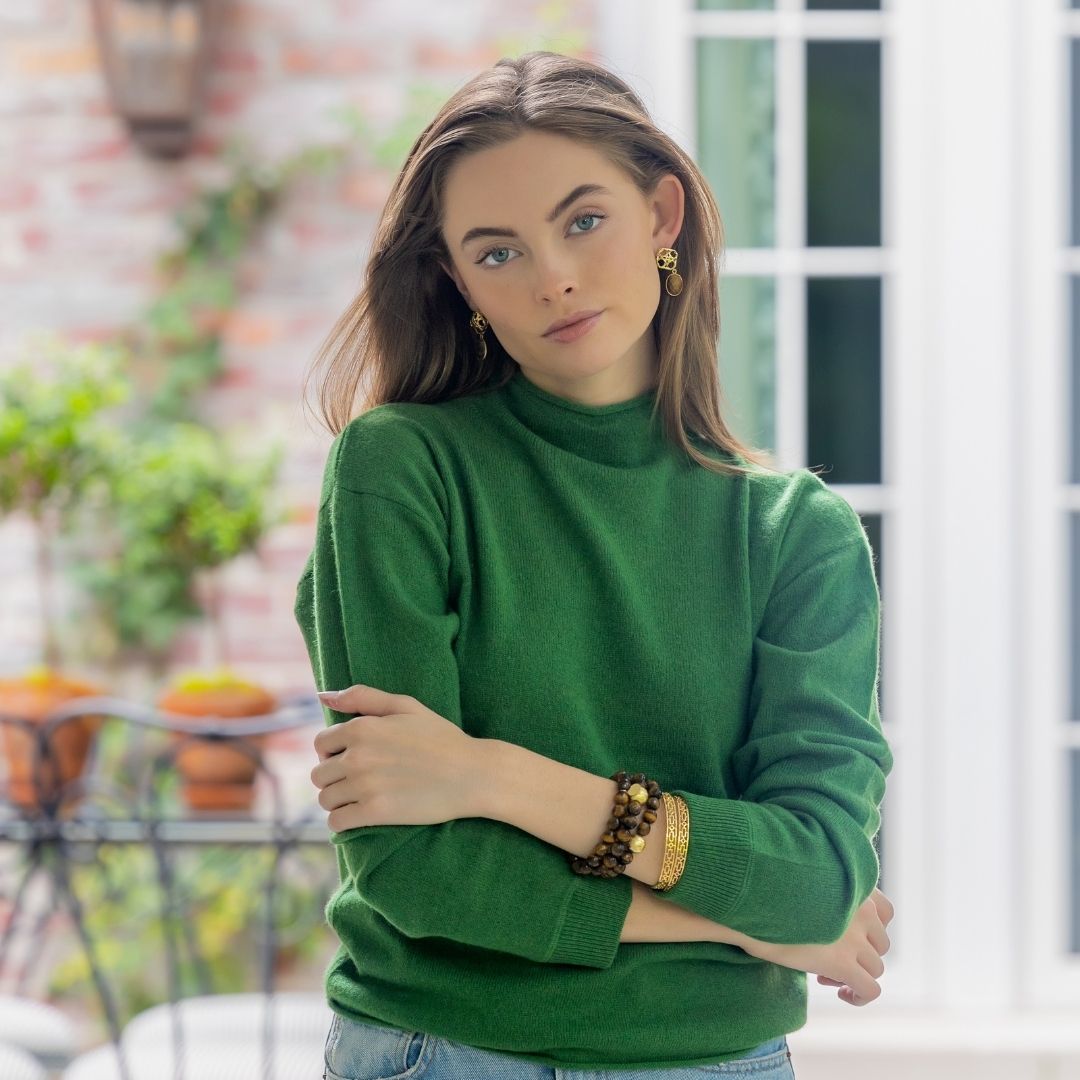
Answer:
[
  {"left": 546, "top": 872, "right": 633, "bottom": 969},
  {"left": 661, "top": 791, "right": 753, "bottom": 920}
]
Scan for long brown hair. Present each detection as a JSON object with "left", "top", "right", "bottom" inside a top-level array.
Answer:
[{"left": 301, "top": 50, "right": 779, "bottom": 477}]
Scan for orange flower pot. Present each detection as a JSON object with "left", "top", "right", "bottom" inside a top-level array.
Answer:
[
  {"left": 0, "top": 667, "right": 107, "bottom": 813},
  {"left": 157, "top": 674, "right": 276, "bottom": 814}
]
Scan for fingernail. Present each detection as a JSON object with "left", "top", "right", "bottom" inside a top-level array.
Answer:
[{"left": 317, "top": 691, "right": 341, "bottom": 702}]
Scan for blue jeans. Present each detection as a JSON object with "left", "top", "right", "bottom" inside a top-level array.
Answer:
[{"left": 322, "top": 1012, "right": 797, "bottom": 1079}]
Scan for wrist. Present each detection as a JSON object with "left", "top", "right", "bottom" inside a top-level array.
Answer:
[{"left": 465, "top": 737, "right": 508, "bottom": 819}]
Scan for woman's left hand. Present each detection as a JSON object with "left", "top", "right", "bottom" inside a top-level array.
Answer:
[{"left": 311, "top": 684, "right": 488, "bottom": 832}]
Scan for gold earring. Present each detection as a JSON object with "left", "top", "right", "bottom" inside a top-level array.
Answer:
[
  {"left": 656, "top": 247, "right": 683, "bottom": 297},
  {"left": 469, "top": 310, "right": 489, "bottom": 361}
]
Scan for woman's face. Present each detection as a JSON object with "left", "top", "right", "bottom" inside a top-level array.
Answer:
[{"left": 439, "top": 129, "right": 684, "bottom": 406}]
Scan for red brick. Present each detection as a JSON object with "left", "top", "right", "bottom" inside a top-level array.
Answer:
[
  {"left": 214, "top": 46, "right": 263, "bottom": 75},
  {"left": 414, "top": 40, "right": 502, "bottom": 69},
  {"left": 0, "top": 180, "right": 40, "bottom": 212},
  {"left": 9, "top": 40, "right": 99, "bottom": 77},
  {"left": 282, "top": 43, "right": 377, "bottom": 76},
  {"left": 223, "top": 311, "right": 281, "bottom": 347}
]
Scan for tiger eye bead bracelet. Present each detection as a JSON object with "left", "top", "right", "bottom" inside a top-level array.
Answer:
[{"left": 568, "top": 771, "right": 663, "bottom": 879}]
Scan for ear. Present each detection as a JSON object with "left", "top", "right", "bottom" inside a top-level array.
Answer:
[
  {"left": 649, "top": 173, "right": 685, "bottom": 251},
  {"left": 439, "top": 259, "right": 475, "bottom": 310}
]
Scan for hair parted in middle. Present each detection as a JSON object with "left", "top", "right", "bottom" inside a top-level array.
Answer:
[{"left": 302, "top": 49, "right": 779, "bottom": 477}]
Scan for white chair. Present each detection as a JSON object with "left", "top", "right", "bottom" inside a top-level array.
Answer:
[
  {"left": 122, "top": 991, "right": 333, "bottom": 1046},
  {"left": 61, "top": 991, "right": 334, "bottom": 1080},
  {"left": 0, "top": 994, "right": 78, "bottom": 1071},
  {"left": 0, "top": 1042, "right": 48, "bottom": 1080},
  {"left": 63, "top": 1040, "right": 328, "bottom": 1080}
]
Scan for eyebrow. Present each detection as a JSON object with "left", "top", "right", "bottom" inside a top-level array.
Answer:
[{"left": 458, "top": 183, "right": 614, "bottom": 250}]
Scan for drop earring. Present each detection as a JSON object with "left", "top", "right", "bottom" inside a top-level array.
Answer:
[
  {"left": 469, "top": 310, "right": 488, "bottom": 361},
  {"left": 656, "top": 247, "right": 683, "bottom": 297}
]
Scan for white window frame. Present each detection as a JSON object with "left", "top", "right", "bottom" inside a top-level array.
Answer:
[
  {"left": 1022, "top": 0, "right": 1080, "bottom": 1007},
  {"left": 599, "top": 0, "right": 1080, "bottom": 1036}
]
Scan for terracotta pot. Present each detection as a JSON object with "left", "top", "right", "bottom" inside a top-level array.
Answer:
[
  {"left": 157, "top": 679, "right": 276, "bottom": 813},
  {"left": 0, "top": 667, "right": 107, "bottom": 813}
]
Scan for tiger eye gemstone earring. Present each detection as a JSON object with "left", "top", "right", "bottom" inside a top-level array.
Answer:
[
  {"left": 656, "top": 247, "right": 683, "bottom": 296},
  {"left": 469, "top": 310, "right": 489, "bottom": 360}
]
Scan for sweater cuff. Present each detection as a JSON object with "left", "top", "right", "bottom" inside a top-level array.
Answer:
[
  {"left": 661, "top": 791, "right": 753, "bottom": 917},
  {"left": 546, "top": 873, "right": 632, "bottom": 969}
]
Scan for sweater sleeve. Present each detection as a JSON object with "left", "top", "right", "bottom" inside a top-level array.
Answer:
[
  {"left": 661, "top": 475, "right": 894, "bottom": 945},
  {"left": 296, "top": 412, "right": 632, "bottom": 970}
]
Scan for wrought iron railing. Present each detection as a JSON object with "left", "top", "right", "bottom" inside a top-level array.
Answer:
[{"left": 0, "top": 693, "right": 335, "bottom": 1080}]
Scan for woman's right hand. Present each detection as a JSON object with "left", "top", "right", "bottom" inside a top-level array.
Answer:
[{"left": 738, "top": 887, "right": 894, "bottom": 1006}]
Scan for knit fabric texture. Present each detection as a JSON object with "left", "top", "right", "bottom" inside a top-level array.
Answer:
[{"left": 294, "top": 365, "right": 894, "bottom": 1071}]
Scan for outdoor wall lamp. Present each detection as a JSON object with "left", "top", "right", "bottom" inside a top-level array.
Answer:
[{"left": 89, "top": 0, "right": 220, "bottom": 159}]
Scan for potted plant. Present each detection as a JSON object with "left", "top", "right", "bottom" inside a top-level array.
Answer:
[
  {"left": 0, "top": 337, "right": 130, "bottom": 812},
  {"left": 157, "top": 668, "right": 277, "bottom": 813},
  {"left": 84, "top": 421, "right": 286, "bottom": 814}
]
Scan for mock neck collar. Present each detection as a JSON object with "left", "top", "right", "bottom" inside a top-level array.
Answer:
[{"left": 499, "top": 366, "right": 668, "bottom": 468}]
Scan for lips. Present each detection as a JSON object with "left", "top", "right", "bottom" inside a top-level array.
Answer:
[{"left": 543, "top": 309, "right": 603, "bottom": 336}]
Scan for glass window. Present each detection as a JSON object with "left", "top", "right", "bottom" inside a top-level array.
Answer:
[
  {"left": 806, "top": 0, "right": 881, "bottom": 9},
  {"left": 859, "top": 509, "right": 884, "bottom": 698},
  {"left": 1071, "top": 277, "right": 1080, "bottom": 483},
  {"left": 718, "top": 276, "right": 777, "bottom": 452},
  {"left": 697, "top": 38, "right": 776, "bottom": 249},
  {"left": 1071, "top": 512, "right": 1080, "bottom": 723},
  {"left": 1072, "top": 749, "right": 1080, "bottom": 952},
  {"left": 806, "top": 41, "right": 882, "bottom": 247},
  {"left": 1072, "top": 40, "right": 1080, "bottom": 245},
  {"left": 696, "top": 0, "right": 774, "bottom": 9},
  {"left": 806, "top": 276, "right": 882, "bottom": 483}
]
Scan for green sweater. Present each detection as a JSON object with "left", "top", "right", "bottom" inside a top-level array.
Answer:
[{"left": 293, "top": 365, "right": 893, "bottom": 1071}]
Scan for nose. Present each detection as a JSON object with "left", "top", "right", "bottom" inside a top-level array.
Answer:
[{"left": 533, "top": 251, "right": 578, "bottom": 304}]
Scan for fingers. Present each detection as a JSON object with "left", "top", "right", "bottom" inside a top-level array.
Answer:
[
  {"left": 313, "top": 716, "right": 361, "bottom": 761},
  {"left": 819, "top": 973, "right": 880, "bottom": 1007},
  {"left": 871, "top": 887, "right": 895, "bottom": 926},
  {"left": 869, "top": 921, "right": 892, "bottom": 958},
  {"left": 317, "top": 684, "right": 413, "bottom": 716},
  {"left": 317, "top": 779, "right": 358, "bottom": 812},
  {"left": 859, "top": 945, "right": 885, "bottom": 980},
  {"left": 310, "top": 756, "right": 347, "bottom": 790}
]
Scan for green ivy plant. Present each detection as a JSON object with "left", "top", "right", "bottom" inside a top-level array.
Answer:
[
  {"left": 0, "top": 337, "right": 131, "bottom": 671},
  {"left": 68, "top": 423, "right": 286, "bottom": 675}
]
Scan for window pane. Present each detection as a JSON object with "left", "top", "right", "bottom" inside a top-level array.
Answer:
[
  {"left": 1072, "top": 750, "right": 1080, "bottom": 952},
  {"left": 1071, "top": 277, "right": 1080, "bottom": 482},
  {"left": 718, "top": 276, "right": 776, "bottom": 451},
  {"left": 1072, "top": 41, "right": 1080, "bottom": 245},
  {"left": 858, "top": 510, "right": 884, "bottom": 705},
  {"left": 873, "top": 803, "right": 887, "bottom": 895},
  {"left": 806, "top": 41, "right": 881, "bottom": 247},
  {"left": 1071, "top": 513, "right": 1080, "bottom": 722},
  {"left": 806, "top": 276, "right": 882, "bottom": 482},
  {"left": 697, "top": 38, "right": 776, "bottom": 249},
  {"left": 696, "top": 0, "right": 774, "bottom": 8},
  {"left": 806, "top": 0, "right": 881, "bottom": 8},
  {"left": 859, "top": 512, "right": 883, "bottom": 595}
]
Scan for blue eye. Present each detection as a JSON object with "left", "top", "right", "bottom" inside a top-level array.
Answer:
[
  {"left": 569, "top": 212, "right": 603, "bottom": 234},
  {"left": 475, "top": 211, "right": 607, "bottom": 268},
  {"left": 479, "top": 247, "right": 514, "bottom": 267}
]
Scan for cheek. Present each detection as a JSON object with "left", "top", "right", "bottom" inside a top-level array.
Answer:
[{"left": 597, "top": 228, "right": 653, "bottom": 283}]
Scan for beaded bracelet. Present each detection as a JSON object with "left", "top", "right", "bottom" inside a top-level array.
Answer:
[{"left": 568, "top": 771, "right": 659, "bottom": 879}]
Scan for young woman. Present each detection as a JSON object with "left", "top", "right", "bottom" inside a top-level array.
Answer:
[{"left": 297, "top": 49, "right": 895, "bottom": 1080}]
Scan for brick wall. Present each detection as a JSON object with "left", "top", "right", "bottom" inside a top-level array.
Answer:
[{"left": 0, "top": 0, "right": 598, "bottom": 698}]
